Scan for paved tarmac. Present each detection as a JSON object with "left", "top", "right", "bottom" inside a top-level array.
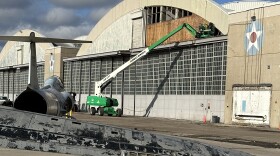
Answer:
[
  {"left": 1, "top": 112, "right": 280, "bottom": 156},
  {"left": 73, "top": 112, "right": 280, "bottom": 156}
]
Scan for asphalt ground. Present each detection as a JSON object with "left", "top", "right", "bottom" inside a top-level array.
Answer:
[
  {"left": 73, "top": 112, "right": 280, "bottom": 156},
  {"left": 1, "top": 112, "right": 280, "bottom": 156}
]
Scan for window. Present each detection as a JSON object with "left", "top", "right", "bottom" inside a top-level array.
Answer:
[
  {"left": 146, "top": 6, "right": 193, "bottom": 24},
  {"left": 61, "top": 41, "right": 227, "bottom": 96}
]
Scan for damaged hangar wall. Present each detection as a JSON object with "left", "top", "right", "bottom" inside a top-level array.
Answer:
[
  {"left": 63, "top": 36, "right": 227, "bottom": 122},
  {"left": 77, "top": 0, "right": 228, "bottom": 56},
  {"left": 0, "top": 0, "right": 229, "bottom": 123},
  {"left": 63, "top": 0, "right": 229, "bottom": 122},
  {"left": 64, "top": 0, "right": 228, "bottom": 121}
]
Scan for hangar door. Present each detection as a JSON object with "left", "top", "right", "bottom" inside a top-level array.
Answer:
[{"left": 232, "top": 85, "right": 271, "bottom": 125}]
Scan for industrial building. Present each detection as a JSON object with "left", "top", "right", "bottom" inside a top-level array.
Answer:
[{"left": 0, "top": 0, "right": 280, "bottom": 128}]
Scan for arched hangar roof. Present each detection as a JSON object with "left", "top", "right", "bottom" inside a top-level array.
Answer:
[
  {"left": 78, "top": 0, "right": 229, "bottom": 56},
  {"left": 0, "top": 29, "right": 53, "bottom": 67}
]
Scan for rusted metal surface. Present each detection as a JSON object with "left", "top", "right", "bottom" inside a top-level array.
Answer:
[{"left": 0, "top": 106, "right": 251, "bottom": 156}]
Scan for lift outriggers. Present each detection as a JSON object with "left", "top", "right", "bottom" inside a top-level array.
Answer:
[{"left": 86, "top": 23, "right": 216, "bottom": 116}]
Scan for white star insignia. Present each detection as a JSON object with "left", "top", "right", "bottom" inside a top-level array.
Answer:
[{"left": 246, "top": 22, "right": 262, "bottom": 52}]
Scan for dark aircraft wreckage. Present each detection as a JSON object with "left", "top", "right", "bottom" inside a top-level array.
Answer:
[
  {"left": 0, "top": 33, "right": 251, "bottom": 156},
  {"left": 14, "top": 75, "right": 73, "bottom": 116}
]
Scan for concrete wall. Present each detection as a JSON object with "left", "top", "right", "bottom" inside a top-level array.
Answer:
[
  {"left": 225, "top": 4, "right": 280, "bottom": 128},
  {"left": 77, "top": 93, "right": 224, "bottom": 122},
  {"left": 45, "top": 47, "right": 78, "bottom": 80},
  {"left": 78, "top": 0, "right": 228, "bottom": 56},
  {"left": 123, "top": 95, "right": 224, "bottom": 122}
]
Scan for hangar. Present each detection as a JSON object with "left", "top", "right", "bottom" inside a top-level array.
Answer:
[{"left": 0, "top": 0, "right": 280, "bottom": 128}]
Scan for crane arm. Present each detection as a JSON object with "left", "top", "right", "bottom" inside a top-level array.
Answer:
[{"left": 94, "top": 23, "right": 204, "bottom": 96}]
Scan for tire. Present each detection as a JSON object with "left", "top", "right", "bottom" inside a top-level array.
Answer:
[
  {"left": 98, "top": 107, "right": 104, "bottom": 116},
  {"left": 116, "top": 108, "right": 122, "bottom": 117},
  {"left": 90, "top": 107, "right": 96, "bottom": 115},
  {"left": 108, "top": 114, "right": 113, "bottom": 116}
]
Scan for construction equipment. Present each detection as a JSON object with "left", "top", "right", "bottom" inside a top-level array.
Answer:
[{"left": 86, "top": 23, "right": 216, "bottom": 116}]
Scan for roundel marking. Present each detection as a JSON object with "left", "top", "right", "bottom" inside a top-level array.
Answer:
[{"left": 244, "top": 20, "right": 264, "bottom": 56}]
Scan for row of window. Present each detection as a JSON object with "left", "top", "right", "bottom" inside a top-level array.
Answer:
[
  {"left": 63, "top": 41, "right": 227, "bottom": 96},
  {"left": 0, "top": 42, "right": 227, "bottom": 98},
  {"left": 0, "top": 66, "right": 44, "bottom": 96}
]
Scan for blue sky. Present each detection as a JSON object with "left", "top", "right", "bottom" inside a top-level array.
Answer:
[
  {"left": 215, "top": 0, "right": 237, "bottom": 4},
  {"left": 216, "top": 0, "right": 279, "bottom": 3},
  {"left": 215, "top": 0, "right": 235, "bottom": 3}
]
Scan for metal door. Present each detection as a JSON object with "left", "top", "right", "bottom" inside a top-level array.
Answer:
[{"left": 232, "top": 85, "right": 271, "bottom": 124}]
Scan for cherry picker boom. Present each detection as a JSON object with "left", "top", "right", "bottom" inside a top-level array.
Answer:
[{"left": 86, "top": 23, "right": 216, "bottom": 116}]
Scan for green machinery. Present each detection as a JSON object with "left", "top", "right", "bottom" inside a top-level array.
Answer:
[{"left": 86, "top": 23, "right": 216, "bottom": 116}]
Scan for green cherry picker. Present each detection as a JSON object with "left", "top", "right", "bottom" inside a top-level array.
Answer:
[{"left": 86, "top": 23, "right": 216, "bottom": 116}]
